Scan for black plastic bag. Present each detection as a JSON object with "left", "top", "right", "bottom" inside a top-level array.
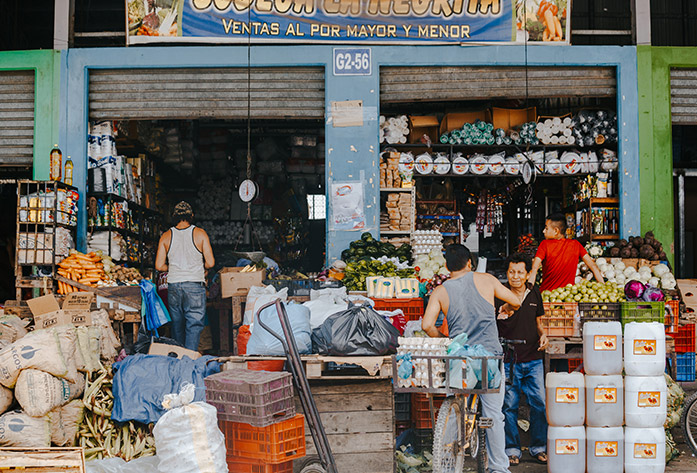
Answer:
[{"left": 311, "top": 301, "right": 400, "bottom": 356}]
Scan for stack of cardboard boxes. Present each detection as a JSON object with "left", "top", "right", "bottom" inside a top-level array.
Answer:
[
  {"left": 380, "top": 151, "right": 402, "bottom": 189},
  {"left": 382, "top": 192, "right": 412, "bottom": 233}
]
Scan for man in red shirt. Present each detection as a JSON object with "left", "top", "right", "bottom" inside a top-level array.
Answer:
[{"left": 528, "top": 213, "right": 603, "bottom": 291}]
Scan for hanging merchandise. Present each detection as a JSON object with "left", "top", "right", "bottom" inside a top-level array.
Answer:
[{"left": 64, "top": 156, "right": 74, "bottom": 186}]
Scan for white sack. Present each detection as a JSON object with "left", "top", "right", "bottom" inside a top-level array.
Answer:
[{"left": 0, "top": 410, "right": 50, "bottom": 447}]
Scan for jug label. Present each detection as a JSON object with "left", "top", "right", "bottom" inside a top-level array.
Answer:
[
  {"left": 555, "top": 387, "right": 579, "bottom": 403},
  {"left": 594, "top": 387, "right": 617, "bottom": 403},
  {"left": 633, "top": 339, "right": 657, "bottom": 355},
  {"left": 555, "top": 439, "right": 579, "bottom": 455},
  {"left": 634, "top": 443, "right": 657, "bottom": 459},
  {"left": 638, "top": 391, "right": 661, "bottom": 407},
  {"left": 595, "top": 441, "right": 618, "bottom": 457},
  {"left": 594, "top": 335, "right": 617, "bottom": 350}
]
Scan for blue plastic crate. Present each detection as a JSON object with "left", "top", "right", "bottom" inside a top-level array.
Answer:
[{"left": 676, "top": 352, "right": 696, "bottom": 382}]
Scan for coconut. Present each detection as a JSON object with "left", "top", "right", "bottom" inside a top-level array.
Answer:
[
  {"left": 633, "top": 237, "right": 644, "bottom": 248},
  {"left": 610, "top": 247, "right": 621, "bottom": 257},
  {"left": 620, "top": 247, "right": 632, "bottom": 258},
  {"left": 630, "top": 248, "right": 639, "bottom": 258},
  {"left": 639, "top": 244, "right": 655, "bottom": 259}
]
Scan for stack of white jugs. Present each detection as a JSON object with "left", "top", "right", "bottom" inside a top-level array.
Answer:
[{"left": 546, "top": 321, "right": 667, "bottom": 473}]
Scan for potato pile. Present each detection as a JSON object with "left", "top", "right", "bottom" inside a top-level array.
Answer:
[{"left": 105, "top": 265, "right": 143, "bottom": 285}]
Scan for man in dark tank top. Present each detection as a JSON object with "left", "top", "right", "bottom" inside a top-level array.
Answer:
[{"left": 422, "top": 244, "right": 521, "bottom": 473}]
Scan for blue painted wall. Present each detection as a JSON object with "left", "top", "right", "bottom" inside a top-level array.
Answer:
[{"left": 60, "top": 45, "right": 639, "bottom": 262}]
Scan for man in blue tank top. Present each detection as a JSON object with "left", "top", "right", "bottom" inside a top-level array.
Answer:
[
  {"left": 422, "top": 244, "right": 521, "bottom": 473},
  {"left": 155, "top": 201, "right": 215, "bottom": 351}
]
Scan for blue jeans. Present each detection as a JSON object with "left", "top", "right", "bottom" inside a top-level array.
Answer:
[
  {"left": 503, "top": 359, "right": 548, "bottom": 458},
  {"left": 167, "top": 282, "right": 206, "bottom": 351},
  {"left": 481, "top": 371, "right": 511, "bottom": 473}
]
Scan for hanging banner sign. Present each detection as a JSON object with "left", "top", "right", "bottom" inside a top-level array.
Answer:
[{"left": 126, "top": 0, "right": 570, "bottom": 45}]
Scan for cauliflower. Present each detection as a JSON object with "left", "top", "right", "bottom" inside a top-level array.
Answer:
[
  {"left": 653, "top": 263, "right": 670, "bottom": 278},
  {"left": 420, "top": 268, "right": 435, "bottom": 281}
]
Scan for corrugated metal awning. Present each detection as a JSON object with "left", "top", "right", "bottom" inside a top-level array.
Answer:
[
  {"left": 671, "top": 68, "right": 697, "bottom": 125},
  {"left": 89, "top": 67, "right": 325, "bottom": 120},
  {"left": 380, "top": 66, "right": 616, "bottom": 103},
  {"left": 0, "top": 71, "right": 34, "bottom": 166}
]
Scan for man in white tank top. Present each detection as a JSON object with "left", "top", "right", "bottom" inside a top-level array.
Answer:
[{"left": 155, "top": 201, "right": 215, "bottom": 351}]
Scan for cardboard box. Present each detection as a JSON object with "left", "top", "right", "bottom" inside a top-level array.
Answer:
[
  {"left": 491, "top": 107, "right": 537, "bottom": 132},
  {"left": 219, "top": 267, "right": 266, "bottom": 298},
  {"left": 439, "top": 110, "right": 491, "bottom": 136},
  {"left": 62, "top": 292, "right": 94, "bottom": 326},
  {"left": 148, "top": 342, "right": 201, "bottom": 360},
  {"left": 408, "top": 116, "right": 440, "bottom": 144},
  {"left": 27, "top": 293, "right": 94, "bottom": 330}
]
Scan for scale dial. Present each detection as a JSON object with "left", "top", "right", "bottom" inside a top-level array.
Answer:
[{"left": 239, "top": 179, "right": 258, "bottom": 202}]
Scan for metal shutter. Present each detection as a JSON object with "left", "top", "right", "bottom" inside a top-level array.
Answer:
[
  {"left": 89, "top": 67, "right": 325, "bottom": 120},
  {"left": 0, "top": 71, "right": 34, "bottom": 166},
  {"left": 671, "top": 68, "right": 697, "bottom": 125},
  {"left": 380, "top": 66, "right": 616, "bottom": 103}
]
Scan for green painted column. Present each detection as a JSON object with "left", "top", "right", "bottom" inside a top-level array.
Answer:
[
  {"left": 638, "top": 46, "right": 697, "bottom": 265},
  {"left": 0, "top": 50, "right": 61, "bottom": 179}
]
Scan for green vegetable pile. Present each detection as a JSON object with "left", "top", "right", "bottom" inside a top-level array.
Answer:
[
  {"left": 396, "top": 446, "right": 432, "bottom": 473},
  {"left": 343, "top": 259, "right": 415, "bottom": 291},
  {"left": 341, "top": 232, "right": 412, "bottom": 264},
  {"left": 664, "top": 373, "right": 685, "bottom": 464},
  {"left": 542, "top": 280, "right": 626, "bottom": 304}
]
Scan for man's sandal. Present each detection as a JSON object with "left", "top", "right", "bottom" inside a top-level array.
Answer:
[
  {"left": 534, "top": 452, "right": 548, "bottom": 464},
  {"left": 509, "top": 455, "right": 520, "bottom": 466}
]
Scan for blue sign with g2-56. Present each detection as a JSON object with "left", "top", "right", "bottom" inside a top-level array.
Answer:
[{"left": 333, "top": 48, "right": 372, "bottom": 76}]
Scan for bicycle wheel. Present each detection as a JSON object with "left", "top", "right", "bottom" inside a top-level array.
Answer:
[
  {"left": 433, "top": 397, "right": 465, "bottom": 473},
  {"left": 681, "top": 391, "right": 697, "bottom": 456},
  {"left": 476, "top": 426, "right": 488, "bottom": 473}
]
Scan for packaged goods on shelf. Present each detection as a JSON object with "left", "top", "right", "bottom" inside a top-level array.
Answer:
[
  {"left": 571, "top": 110, "right": 618, "bottom": 146},
  {"left": 381, "top": 192, "right": 412, "bottom": 233},
  {"left": 537, "top": 115, "right": 574, "bottom": 145},
  {"left": 19, "top": 189, "right": 79, "bottom": 226},
  {"left": 379, "top": 115, "right": 409, "bottom": 144}
]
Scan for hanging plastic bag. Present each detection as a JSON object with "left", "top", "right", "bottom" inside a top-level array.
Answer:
[
  {"left": 247, "top": 302, "right": 312, "bottom": 356},
  {"left": 140, "top": 279, "right": 171, "bottom": 333},
  {"left": 153, "top": 383, "right": 228, "bottom": 473},
  {"left": 447, "top": 333, "right": 501, "bottom": 389},
  {"left": 311, "top": 301, "right": 400, "bottom": 356}
]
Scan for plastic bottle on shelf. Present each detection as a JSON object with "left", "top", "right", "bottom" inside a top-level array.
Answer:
[
  {"left": 50, "top": 144, "right": 62, "bottom": 181},
  {"left": 64, "top": 156, "right": 73, "bottom": 186}
]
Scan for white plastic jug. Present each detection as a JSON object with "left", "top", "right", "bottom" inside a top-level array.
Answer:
[
  {"left": 624, "top": 322, "right": 666, "bottom": 376},
  {"left": 585, "top": 375, "right": 623, "bottom": 427},
  {"left": 625, "top": 427, "right": 666, "bottom": 473},
  {"left": 586, "top": 426, "right": 624, "bottom": 473},
  {"left": 625, "top": 375, "right": 667, "bottom": 428},
  {"left": 583, "top": 321, "right": 623, "bottom": 375},
  {"left": 546, "top": 372, "right": 585, "bottom": 426},
  {"left": 547, "top": 425, "right": 585, "bottom": 473}
]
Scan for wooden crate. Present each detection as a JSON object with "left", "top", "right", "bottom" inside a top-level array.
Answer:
[
  {"left": 0, "top": 447, "right": 85, "bottom": 472},
  {"left": 295, "top": 379, "right": 394, "bottom": 473}
]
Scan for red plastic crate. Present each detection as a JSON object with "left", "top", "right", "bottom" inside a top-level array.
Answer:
[
  {"left": 372, "top": 298, "right": 424, "bottom": 321},
  {"left": 674, "top": 324, "right": 696, "bottom": 353},
  {"left": 665, "top": 300, "right": 680, "bottom": 334},
  {"left": 568, "top": 358, "right": 584, "bottom": 373},
  {"left": 411, "top": 393, "right": 445, "bottom": 429},
  {"left": 226, "top": 457, "right": 293, "bottom": 473},
  {"left": 220, "top": 414, "right": 306, "bottom": 464}
]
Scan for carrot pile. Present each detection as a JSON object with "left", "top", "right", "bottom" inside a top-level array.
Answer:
[{"left": 57, "top": 251, "right": 106, "bottom": 294}]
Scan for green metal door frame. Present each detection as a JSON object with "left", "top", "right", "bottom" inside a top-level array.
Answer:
[
  {"left": 637, "top": 46, "right": 697, "bottom": 265},
  {"left": 0, "top": 50, "right": 61, "bottom": 179}
]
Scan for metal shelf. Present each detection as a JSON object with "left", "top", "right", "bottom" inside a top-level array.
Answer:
[
  {"left": 380, "top": 188, "right": 414, "bottom": 192},
  {"left": 380, "top": 230, "right": 412, "bottom": 235},
  {"left": 417, "top": 215, "right": 461, "bottom": 220}
]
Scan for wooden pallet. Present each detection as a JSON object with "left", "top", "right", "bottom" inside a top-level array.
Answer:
[
  {"left": 0, "top": 447, "right": 85, "bottom": 472},
  {"left": 220, "top": 355, "right": 393, "bottom": 379},
  {"left": 297, "top": 379, "right": 394, "bottom": 473}
]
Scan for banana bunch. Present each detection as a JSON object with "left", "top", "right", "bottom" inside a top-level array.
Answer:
[{"left": 79, "top": 365, "right": 155, "bottom": 461}]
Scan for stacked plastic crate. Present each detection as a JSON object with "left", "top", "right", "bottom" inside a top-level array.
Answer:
[
  {"left": 671, "top": 323, "right": 696, "bottom": 382},
  {"left": 204, "top": 369, "right": 306, "bottom": 472}
]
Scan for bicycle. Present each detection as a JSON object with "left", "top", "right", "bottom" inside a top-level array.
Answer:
[
  {"left": 681, "top": 390, "right": 697, "bottom": 457},
  {"left": 393, "top": 339, "right": 525, "bottom": 473}
]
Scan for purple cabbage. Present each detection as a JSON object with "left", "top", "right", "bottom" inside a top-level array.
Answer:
[
  {"left": 624, "top": 280, "right": 646, "bottom": 301},
  {"left": 642, "top": 285, "right": 665, "bottom": 302}
]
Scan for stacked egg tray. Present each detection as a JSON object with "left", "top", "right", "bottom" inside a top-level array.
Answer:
[{"left": 396, "top": 337, "right": 449, "bottom": 389}]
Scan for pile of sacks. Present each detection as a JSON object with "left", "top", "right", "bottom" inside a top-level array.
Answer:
[{"left": 0, "top": 309, "right": 120, "bottom": 448}]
